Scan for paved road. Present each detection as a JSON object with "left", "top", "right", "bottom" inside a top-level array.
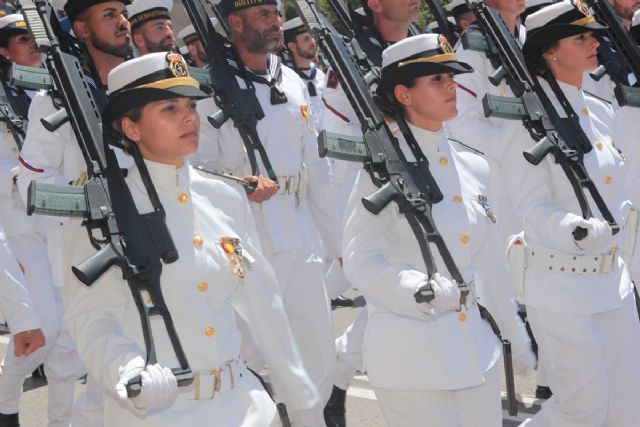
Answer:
[{"left": 3, "top": 289, "right": 543, "bottom": 426}]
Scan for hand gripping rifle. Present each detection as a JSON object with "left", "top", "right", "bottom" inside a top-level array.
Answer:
[
  {"left": 462, "top": 0, "right": 620, "bottom": 240},
  {"left": 586, "top": 0, "right": 640, "bottom": 106},
  {"left": 17, "top": 0, "right": 194, "bottom": 396},
  {"left": 180, "top": 0, "right": 278, "bottom": 184}
]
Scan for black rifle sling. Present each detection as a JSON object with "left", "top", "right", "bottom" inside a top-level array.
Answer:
[{"left": 0, "top": 78, "right": 29, "bottom": 150}]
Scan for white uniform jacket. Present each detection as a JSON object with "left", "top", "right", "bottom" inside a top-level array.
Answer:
[
  {"left": 0, "top": 223, "right": 40, "bottom": 334},
  {"left": 342, "top": 124, "right": 503, "bottom": 391},
  {"left": 63, "top": 161, "right": 318, "bottom": 424},
  {"left": 504, "top": 79, "right": 633, "bottom": 314},
  {"left": 195, "top": 63, "right": 342, "bottom": 258},
  {"left": 449, "top": 24, "right": 526, "bottom": 240}
]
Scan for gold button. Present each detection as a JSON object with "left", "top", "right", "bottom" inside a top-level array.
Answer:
[
  {"left": 452, "top": 195, "right": 462, "bottom": 205},
  {"left": 460, "top": 235, "right": 470, "bottom": 244},
  {"left": 439, "top": 156, "right": 448, "bottom": 166},
  {"left": 595, "top": 141, "right": 603, "bottom": 150},
  {"left": 198, "top": 282, "right": 208, "bottom": 292},
  {"left": 193, "top": 236, "right": 204, "bottom": 248},
  {"left": 604, "top": 176, "right": 613, "bottom": 185},
  {"left": 581, "top": 107, "right": 589, "bottom": 116},
  {"left": 178, "top": 193, "right": 188, "bottom": 203},
  {"left": 204, "top": 326, "right": 216, "bottom": 337}
]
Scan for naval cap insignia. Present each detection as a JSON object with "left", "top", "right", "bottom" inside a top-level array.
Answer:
[
  {"left": 166, "top": 52, "right": 189, "bottom": 78},
  {"left": 438, "top": 35, "right": 454, "bottom": 54},
  {"left": 573, "top": 0, "right": 592, "bottom": 17}
]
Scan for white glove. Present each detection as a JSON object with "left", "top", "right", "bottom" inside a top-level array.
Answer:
[
  {"left": 574, "top": 217, "right": 612, "bottom": 253},
  {"left": 116, "top": 356, "right": 177, "bottom": 410},
  {"left": 416, "top": 273, "right": 461, "bottom": 315}
]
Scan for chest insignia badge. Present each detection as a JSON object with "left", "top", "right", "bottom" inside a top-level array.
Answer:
[
  {"left": 220, "top": 237, "right": 246, "bottom": 279},
  {"left": 477, "top": 194, "right": 497, "bottom": 223}
]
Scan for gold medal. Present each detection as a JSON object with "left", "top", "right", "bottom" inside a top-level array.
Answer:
[{"left": 220, "top": 237, "right": 246, "bottom": 279}]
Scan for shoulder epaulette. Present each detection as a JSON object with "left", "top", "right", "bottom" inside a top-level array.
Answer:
[
  {"left": 447, "top": 138, "right": 485, "bottom": 156},
  {"left": 583, "top": 90, "right": 613, "bottom": 106}
]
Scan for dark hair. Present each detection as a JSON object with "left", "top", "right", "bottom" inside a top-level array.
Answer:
[
  {"left": 0, "top": 30, "right": 26, "bottom": 48},
  {"left": 378, "top": 76, "right": 417, "bottom": 116},
  {"left": 111, "top": 105, "right": 142, "bottom": 135},
  {"left": 525, "top": 39, "right": 559, "bottom": 75}
]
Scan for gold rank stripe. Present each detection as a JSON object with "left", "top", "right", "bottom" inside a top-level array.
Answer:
[
  {"left": 136, "top": 76, "right": 200, "bottom": 90},
  {"left": 398, "top": 52, "right": 458, "bottom": 68},
  {"left": 571, "top": 15, "right": 595, "bottom": 26}
]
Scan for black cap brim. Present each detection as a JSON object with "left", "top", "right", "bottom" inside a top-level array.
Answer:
[
  {"left": 103, "top": 85, "right": 209, "bottom": 125},
  {"left": 523, "top": 21, "right": 608, "bottom": 59},
  {"left": 377, "top": 60, "right": 474, "bottom": 98}
]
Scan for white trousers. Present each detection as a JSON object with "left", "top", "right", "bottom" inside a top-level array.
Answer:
[
  {"left": 269, "top": 249, "right": 335, "bottom": 426},
  {"left": 522, "top": 294, "right": 640, "bottom": 427},
  {"left": 373, "top": 363, "right": 501, "bottom": 427},
  {"left": 0, "top": 234, "right": 83, "bottom": 427},
  {"left": 333, "top": 307, "right": 367, "bottom": 390}
]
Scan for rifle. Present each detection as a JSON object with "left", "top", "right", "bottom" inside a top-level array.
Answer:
[
  {"left": 17, "top": 0, "right": 194, "bottom": 396},
  {"left": 296, "top": 0, "right": 525, "bottom": 415},
  {"left": 181, "top": 0, "right": 278, "bottom": 183},
  {"left": 294, "top": 0, "right": 468, "bottom": 305},
  {"left": 0, "top": 57, "right": 30, "bottom": 151},
  {"left": 586, "top": 0, "right": 640, "bottom": 106},
  {"left": 462, "top": 0, "right": 620, "bottom": 240}
]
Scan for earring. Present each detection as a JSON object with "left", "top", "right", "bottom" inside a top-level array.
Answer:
[{"left": 553, "top": 56, "right": 558, "bottom": 62}]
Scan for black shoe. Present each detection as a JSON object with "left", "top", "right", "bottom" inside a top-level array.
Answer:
[
  {"left": 31, "top": 364, "right": 46, "bottom": 379},
  {"left": 331, "top": 296, "right": 354, "bottom": 309},
  {"left": 0, "top": 413, "right": 19, "bottom": 427},
  {"left": 535, "top": 385, "right": 552, "bottom": 399},
  {"left": 323, "top": 386, "right": 346, "bottom": 427}
]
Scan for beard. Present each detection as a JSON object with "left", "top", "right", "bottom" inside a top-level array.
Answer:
[
  {"left": 242, "top": 22, "right": 283, "bottom": 54},
  {"left": 89, "top": 30, "right": 131, "bottom": 58},
  {"left": 142, "top": 34, "right": 176, "bottom": 54},
  {"left": 296, "top": 45, "right": 317, "bottom": 60}
]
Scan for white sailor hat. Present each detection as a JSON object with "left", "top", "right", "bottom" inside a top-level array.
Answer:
[
  {"left": 445, "top": 0, "right": 470, "bottom": 17},
  {"left": 64, "top": 0, "right": 131, "bottom": 23},
  {"left": 284, "top": 17, "right": 307, "bottom": 44},
  {"left": 103, "top": 52, "right": 209, "bottom": 124},
  {"left": 0, "top": 14, "right": 28, "bottom": 46},
  {"left": 377, "top": 33, "right": 473, "bottom": 99},
  {"left": 426, "top": 16, "right": 457, "bottom": 33},
  {"left": 177, "top": 18, "right": 219, "bottom": 46},
  {"left": 126, "top": 0, "right": 173, "bottom": 30},
  {"left": 523, "top": 0, "right": 607, "bottom": 59},
  {"left": 521, "top": 0, "right": 555, "bottom": 23}
]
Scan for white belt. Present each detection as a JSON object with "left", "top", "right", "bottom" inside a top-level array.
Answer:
[
  {"left": 525, "top": 246, "right": 618, "bottom": 274},
  {"left": 276, "top": 175, "right": 300, "bottom": 195},
  {"left": 184, "top": 357, "right": 245, "bottom": 400}
]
